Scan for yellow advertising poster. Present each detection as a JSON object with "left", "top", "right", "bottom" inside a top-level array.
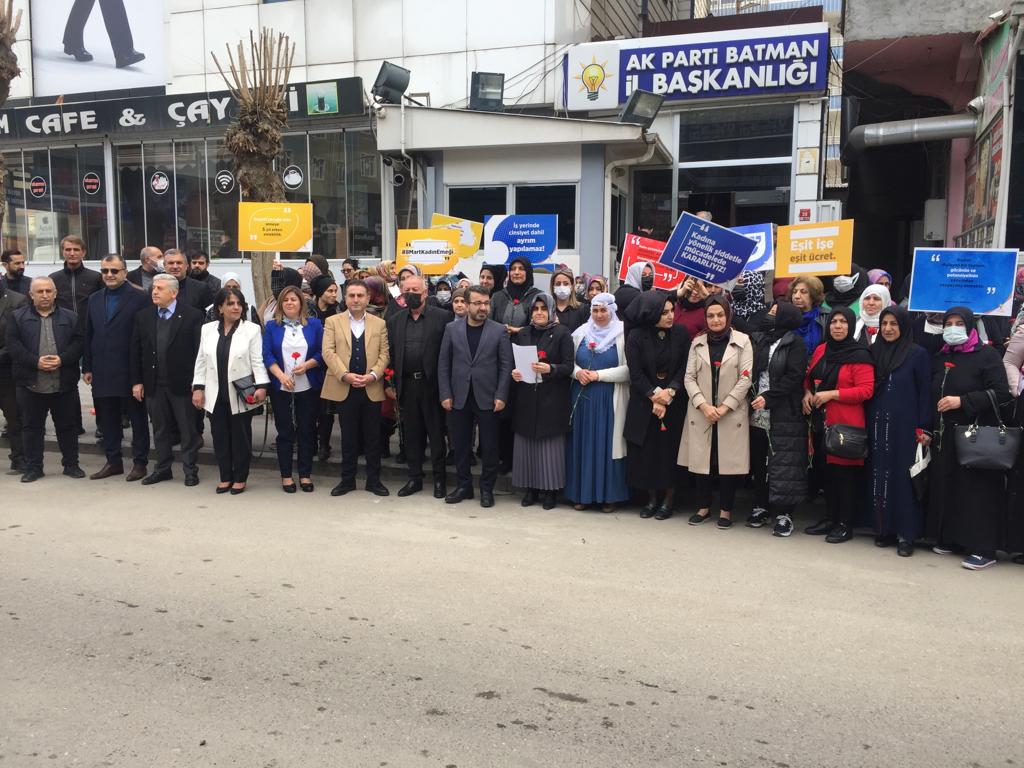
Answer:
[
  {"left": 430, "top": 213, "right": 483, "bottom": 261},
  {"left": 396, "top": 229, "right": 462, "bottom": 275},
  {"left": 239, "top": 202, "right": 314, "bottom": 253},
  {"left": 775, "top": 219, "right": 854, "bottom": 278}
]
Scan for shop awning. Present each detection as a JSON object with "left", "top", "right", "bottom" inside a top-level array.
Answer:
[{"left": 374, "top": 105, "right": 672, "bottom": 165}]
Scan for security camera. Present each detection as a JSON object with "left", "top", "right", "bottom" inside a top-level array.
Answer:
[
  {"left": 989, "top": 8, "right": 1008, "bottom": 21},
  {"left": 382, "top": 156, "right": 394, "bottom": 167},
  {"left": 967, "top": 96, "right": 985, "bottom": 114},
  {"left": 392, "top": 172, "right": 405, "bottom": 187}
]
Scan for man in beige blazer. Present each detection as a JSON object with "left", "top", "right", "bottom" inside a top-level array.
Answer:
[{"left": 322, "top": 279, "right": 390, "bottom": 497}]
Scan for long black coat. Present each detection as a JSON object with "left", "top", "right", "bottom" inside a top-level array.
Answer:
[
  {"left": 385, "top": 304, "right": 450, "bottom": 400},
  {"left": 752, "top": 330, "right": 808, "bottom": 507},
  {"left": 130, "top": 303, "right": 205, "bottom": 396},
  {"left": 623, "top": 325, "right": 690, "bottom": 446},
  {"left": 509, "top": 324, "right": 574, "bottom": 440},
  {"left": 83, "top": 284, "right": 151, "bottom": 398},
  {"left": 5, "top": 305, "right": 83, "bottom": 391}
]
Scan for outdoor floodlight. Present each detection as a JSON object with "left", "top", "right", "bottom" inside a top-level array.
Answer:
[
  {"left": 469, "top": 71, "right": 505, "bottom": 112},
  {"left": 619, "top": 89, "right": 665, "bottom": 129},
  {"left": 372, "top": 61, "right": 412, "bottom": 105}
]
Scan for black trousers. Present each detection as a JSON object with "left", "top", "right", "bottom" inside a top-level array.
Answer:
[
  {"left": 338, "top": 388, "right": 381, "bottom": 484},
  {"left": 63, "top": 0, "right": 135, "bottom": 55},
  {"left": 400, "top": 377, "right": 446, "bottom": 482},
  {"left": 94, "top": 394, "right": 149, "bottom": 467},
  {"left": 147, "top": 385, "right": 200, "bottom": 475},
  {"left": 317, "top": 398, "right": 334, "bottom": 454},
  {"left": 209, "top": 397, "right": 254, "bottom": 483},
  {"left": 450, "top": 394, "right": 499, "bottom": 493},
  {"left": 694, "top": 472, "right": 742, "bottom": 511},
  {"left": 0, "top": 370, "right": 23, "bottom": 464},
  {"left": 17, "top": 387, "right": 79, "bottom": 473},
  {"left": 751, "top": 427, "right": 769, "bottom": 510},
  {"left": 269, "top": 387, "right": 317, "bottom": 478},
  {"left": 825, "top": 463, "right": 860, "bottom": 527}
]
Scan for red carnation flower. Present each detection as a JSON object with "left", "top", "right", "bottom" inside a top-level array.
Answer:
[
  {"left": 291, "top": 352, "right": 301, "bottom": 359},
  {"left": 741, "top": 369, "right": 750, "bottom": 377},
  {"left": 513, "top": 299, "right": 520, "bottom": 305},
  {"left": 713, "top": 361, "right": 722, "bottom": 368},
  {"left": 245, "top": 395, "right": 255, "bottom": 404},
  {"left": 660, "top": 421, "right": 668, "bottom": 432},
  {"left": 588, "top": 342, "right": 597, "bottom": 351},
  {"left": 867, "top": 327, "right": 878, "bottom": 335},
  {"left": 944, "top": 362, "right": 956, "bottom": 369},
  {"left": 537, "top": 350, "right": 547, "bottom": 360}
]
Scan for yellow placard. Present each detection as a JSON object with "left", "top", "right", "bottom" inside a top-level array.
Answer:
[
  {"left": 430, "top": 213, "right": 483, "bottom": 261},
  {"left": 775, "top": 219, "right": 854, "bottom": 278},
  {"left": 239, "top": 202, "right": 314, "bottom": 252},
  {"left": 396, "top": 229, "right": 462, "bottom": 275}
]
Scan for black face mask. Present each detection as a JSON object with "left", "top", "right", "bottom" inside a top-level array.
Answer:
[
  {"left": 731, "top": 285, "right": 747, "bottom": 302},
  {"left": 575, "top": 285, "right": 586, "bottom": 299},
  {"left": 762, "top": 313, "right": 775, "bottom": 329},
  {"left": 403, "top": 292, "right": 423, "bottom": 310},
  {"left": 640, "top": 275, "right": 654, "bottom": 291}
]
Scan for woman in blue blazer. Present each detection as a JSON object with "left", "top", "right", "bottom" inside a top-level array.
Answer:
[{"left": 263, "top": 286, "right": 325, "bottom": 492}]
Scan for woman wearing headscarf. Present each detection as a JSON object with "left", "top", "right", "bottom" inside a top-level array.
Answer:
[
  {"left": 788, "top": 276, "right": 827, "bottom": 355},
  {"left": 433, "top": 277, "right": 454, "bottom": 311},
  {"left": 586, "top": 275, "right": 608, "bottom": 300},
  {"left": 614, "top": 261, "right": 653, "bottom": 323},
  {"left": 678, "top": 296, "right": 754, "bottom": 528},
  {"left": 478, "top": 264, "right": 507, "bottom": 296},
  {"left": 565, "top": 292, "right": 630, "bottom": 513},
  {"left": 550, "top": 267, "right": 587, "bottom": 331},
  {"left": 490, "top": 257, "right": 542, "bottom": 334},
  {"left": 801, "top": 306, "right": 875, "bottom": 543},
  {"left": 823, "top": 264, "right": 869, "bottom": 313},
  {"left": 625, "top": 291, "right": 691, "bottom": 519},
  {"left": 259, "top": 266, "right": 303, "bottom": 325},
  {"left": 868, "top": 269, "right": 893, "bottom": 288},
  {"left": 363, "top": 276, "right": 391, "bottom": 319},
  {"left": 375, "top": 260, "right": 397, "bottom": 285},
  {"left": 866, "top": 306, "right": 932, "bottom": 556},
  {"left": 510, "top": 293, "right": 574, "bottom": 509},
  {"left": 853, "top": 283, "right": 891, "bottom": 344},
  {"left": 730, "top": 270, "right": 767, "bottom": 324},
  {"left": 209, "top": 272, "right": 261, "bottom": 323},
  {"left": 927, "top": 306, "right": 1011, "bottom": 570},
  {"left": 747, "top": 302, "right": 808, "bottom": 537}
]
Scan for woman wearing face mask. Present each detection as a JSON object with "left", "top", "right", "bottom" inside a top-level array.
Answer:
[
  {"left": 854, "top": 284, "right": 891, "bottom": 344},
  {"left": 550, "top": 267, "right": 587, "bottom": 331},
  {"left": 747, "top": 302, "right": 808, "bottom": 537},
  {"left": 490, "top": 257, "right": 542, "bottom": 335},
  {"left": 565, "top": 293, "right": 630, "bottom": 513},
  {"left": 432, "top": 277, "right": 454, "bottom": 314},
  {"left": 614, "top": 261, "right": 655, "bottom": 324},
  {"left": 478, "top": 264, "right": 507, "bottom": 296},
  {"left": 823, "top": 265, "right": 869, "bottom": 313},
  {"left": 801, "top": 306, "right": 875, "bottom": 543},
  {"left": 510, "top": 293, "right": 574, "bottom": 510},
  {"left": 625, "top": 292, "right": 691, "bottom": 520},
  {"left": 866, "top": 307, "right": 932, "bottom": 556},
  {"left": 927, "top": 307, "right": 1011, "bottom": 570},
  {"left": 678, "top": 296, "right": 754, "bottom": 528}
]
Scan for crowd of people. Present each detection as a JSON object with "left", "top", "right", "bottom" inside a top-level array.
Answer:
[{"left": 2, "top": 237, "right": 1024, "bottom": 571}]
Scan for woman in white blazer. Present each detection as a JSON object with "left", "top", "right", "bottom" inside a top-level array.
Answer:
[{"left": 192, "top": 287, "right": 270, "bottom": 494}]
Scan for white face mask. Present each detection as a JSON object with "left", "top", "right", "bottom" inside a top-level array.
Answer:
[
  {"left": 834, "top": 274, "right": 857, "bottom": 293},
  {"left": 942, "top": 325, "right": 969, "bottom": 346},
  {"left": 553, "top": 286, "right": 572, "bottom": 300},
  {"left": 435, "top": 290, "right": 452, "bottom": 304}
]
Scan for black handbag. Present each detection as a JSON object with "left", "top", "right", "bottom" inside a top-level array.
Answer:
[
  {"left": 954, "top": 390, "right": 1022, "bottom": 471},
  {"left": 232, "top": 374, "right": 258, "bottom": 402},
  {"left": 909, "top": 444, "right": 930, "bottom": 504},
  {"left": 824, "top": 424, "right": 868, "bottom": 460}
]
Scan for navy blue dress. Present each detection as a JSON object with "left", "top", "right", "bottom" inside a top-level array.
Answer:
[
  {"left": 565, "top": 341, "right": 629, "bottom": 505},
  {"left": 865, "top": 345, "right": 932, "bottom": 540}
]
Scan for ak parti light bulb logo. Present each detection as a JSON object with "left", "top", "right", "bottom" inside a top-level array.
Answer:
[{"left": 576, "top": 57, "right": 612, "bottom": 101}]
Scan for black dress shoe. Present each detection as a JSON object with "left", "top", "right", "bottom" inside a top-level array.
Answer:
[
  {"left": 397, "top": 479, "right": 423, "bottom": 497},
  {"left": 141, "top": 470, "right": 173, "bottom": 485},
  {"left": 331, "top": 482, "right": 355, "bottom": 497},
  {"left": 433, "top": 479, "right": 446, "bottom": 499},
  {"left": 64, "top": 45, "right": 93, "bottom": 62},
  {"left": 825, "top": 524, "right": 853, "bottom": 543},
  {"left": 115, "top": 50, "right": 146, "bottom": 69},
  {"left": 655, "top": 504, "right": 675, "bottom": 521},
  {"left": 63, "top": 465, "right": 86, "bottom": 479},
  {"left": 445, "top": 486, "right": 474, "bottom": 504},
  {"left": 639, "top": 502, "right": 658, "bottom": 519},
  {"left": 897, "top": 540, "right": 914, "bottom": 557},
  {"left": 184, "top": 474, "right": 199, "bottom": 487},
  {"left": 282, "top": 483, "right": 297, "bottom": 494},
  {"left": 367, "top": 481, "right": 390, "bottom": 497},
  {"left": 21, "top": 469, "right": 43, "bottom": 483},
  {"left": 521, "top": 489, "right": 538, "bottom": 507},
  {"left": 542, "top": 491, "right": 557, "bottom": 510},
  {"left": 90, "top": 463, "right": 124, "bottom": 480},
  {"left": 480, "top": 491, "right": 495, "bottom": 508},
  {"left": 804, "top": 519, "right": 832, "bottom": 536}
]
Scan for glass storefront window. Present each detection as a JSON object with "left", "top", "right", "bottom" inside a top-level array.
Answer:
[
  {"left": 207, "top": 139, "right": 240, "bottom": 260},
  {"left": 632, "top": 169, "right": 673, "bottom": 241},
  {"left": 78, "top": 145, "right": 108, "bottom": 257},
  {"left": 449, "top": 186, "right": 506, "bottom": 224},
  {"left": 174, "top": 141, "right": 209, "bottom": 256},
  {"left": 515, "top": 184, "right": 576, "bottom": 249},
  {"left": 309, "top": 131, "right": 347, "bottom": 259},
  {"left": 24, "top": 149, "right": 56, "bottom": 261},
  {"left": 679, "top": 104, "right": 794, "bottom": 163},
  {"left": 678, "top": 163, "right": 791, "bottom": 227},
  {"left": 345, "top": 130, "right": 381, "bottom": 258},
  {"left": 115, "top": 143, "right": 146, "bottom": 260},
  {"left": 144, "top": 141, "right": 175, "bottom": 252},
  {"left": 2, "top": 150, "right": 26, "bottom": 254}
]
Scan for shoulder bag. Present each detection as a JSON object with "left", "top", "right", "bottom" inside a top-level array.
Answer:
[
  {"left": 824, "top": 424, "right": 868, "bottom": 460},
  {"left": 954, "top": 389, "right": 1021, "bottom": 471}
]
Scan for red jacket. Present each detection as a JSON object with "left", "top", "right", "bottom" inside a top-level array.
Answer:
[
  {"left": 805, "top": 344, "right": 875, "bottom": 466},
  {"left": 674, "top": 303, "right": 706, "bottom": 338}
]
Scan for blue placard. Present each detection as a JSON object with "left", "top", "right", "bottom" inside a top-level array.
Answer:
[
  {"left": 619, "top": 32, "right": 829, "bottom": 103},
  {"left": 908, "top": 247, "right": 1018, "bottom": 316},
  {"left": 483, "top": 214, "right": 558, "bottom": 265},
  {"left": 732, "top": 223, "right": 775, "bottom": 272},
  {"left": 658, "top": 212, "right": 758, "bottom": 284}
]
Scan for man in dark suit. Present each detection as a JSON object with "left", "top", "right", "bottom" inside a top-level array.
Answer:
[
  {"left": 127, "top": 246, "right": 163, "bottom": 292},
  {"left": 83, "top": 254, "right": 152, "bottom": 481},
  {"left": 163, "top": 249, "right": 214, "bottom": 313},
  {"left": 438, "top": 285, "right": 513, "bottom": 507},
  {"left": 386, "top": 273, "right": 450, "bottom": 499},
  {"left": 189, "top": 251, "right": 222, "bottom": 295},
  {"left": 130, "top": 274, "right": 204, "bottom": 487},
  {"left": 5, "top": 277, "right": 85, "bottom": 482},
  {"left": 63, "top": 0, "right": 145, "bottom": 69},
  {"left": 1, "top": 249, "right": 30, "bottom": 295},
  {"left": 0, "top": 279, "right": 27, "bottom": 472}
]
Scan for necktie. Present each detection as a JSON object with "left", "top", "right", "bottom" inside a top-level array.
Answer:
[{"left": 160, "top": 309, "right": 171, "bottom": 321}]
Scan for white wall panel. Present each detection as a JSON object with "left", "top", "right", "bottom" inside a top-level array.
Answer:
[
  {"left": 404, "top": 52, "right": 468, "bottom": 108},
  {"left": 167, "top": 74, "right": 208, "bottom": 95},
  {"left": 305, "top": 0, "right": 354, "bottom": 65},
  {"left": 169, "top": 11, "right": 205, "bottom": 77},
  {"left": 259, "top": 2, "right": 308, "bottom": 66},
  {"left": 306, "top": 62, "right": 357, "bottom": 82},
  {"left": 353, "top": 0, "right": 404, "bottom": 61},
  {"left": 403, "top": 0, "right": 467, "bottom": 57},
  {"left": 203, "top": 5, "right": 261, "bottom": 76},
  {"left": 467, "top": 0, "right": 548, "bottom": 50},
  {"left": 9, "top": 39, "right": 31, "bottom": 100},
  {"left": 168, "top": 0, "right": 203, "bottom": 11},
  {"left": 204, "top": 0, "right": 257, "bottom": 9},
  {"left": 468, "top": 44, "right": 552, "bottom": 106},
  {"left": 445, "top": 146, "right": 581, "bottom": 185}
]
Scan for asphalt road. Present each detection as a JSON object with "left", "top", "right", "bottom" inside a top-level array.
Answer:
[{"left": 2, "top": 456, "right": 1022, "bottom": 768}]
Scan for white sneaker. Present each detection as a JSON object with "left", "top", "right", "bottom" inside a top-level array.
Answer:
[
  {"left": 932, "top": 545, "right": 954, "bottom": 555},
  {"left": 772, "top": 514, "right": 793, "bottom": 537}
]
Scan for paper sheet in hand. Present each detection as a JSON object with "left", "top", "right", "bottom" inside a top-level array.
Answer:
[{"left": 513, "top": 344, "right": 539, "bottom": 384}]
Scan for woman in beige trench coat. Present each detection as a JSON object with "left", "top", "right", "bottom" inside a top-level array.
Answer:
[{"left": 678, "top": 296, "right": 754, "bottom": 528}]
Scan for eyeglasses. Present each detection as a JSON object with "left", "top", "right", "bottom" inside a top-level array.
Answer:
[
  {"left": 99, "top": 268, "right": 123, "bottom": 275},
  {"left": 469, "top": 300, "right": 491, "bottom": 307}
]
